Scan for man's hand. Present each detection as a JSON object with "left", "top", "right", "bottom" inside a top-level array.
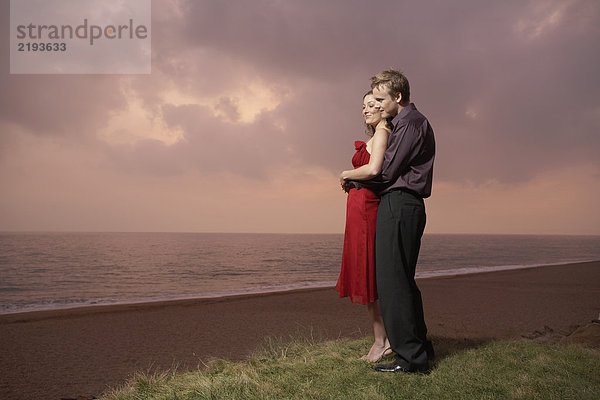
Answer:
[
  {"left": 339, "top": 174, "right": 350, "bottom": 192},
  {"left": 340, "top": 172, "right": 352, "bottom": 193}
]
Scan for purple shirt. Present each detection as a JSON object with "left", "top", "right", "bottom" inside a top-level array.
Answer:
[{"left": 352, "top": 103, "right": 435, "bottom": 198}]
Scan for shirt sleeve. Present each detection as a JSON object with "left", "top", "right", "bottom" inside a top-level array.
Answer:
[{"left": 379, "top": 120, "right": 426, "bottom": 184}]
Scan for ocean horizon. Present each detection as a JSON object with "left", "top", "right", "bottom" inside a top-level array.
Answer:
[{"left": 1, "top": 232, "right": 599, "bottom": 315}]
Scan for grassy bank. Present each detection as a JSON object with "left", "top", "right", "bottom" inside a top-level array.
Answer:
[{"left": 103, "top": 336, "right": 600, "bottom": 400}]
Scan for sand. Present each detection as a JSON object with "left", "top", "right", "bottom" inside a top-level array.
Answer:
[{"left": 1, "top": 261, "right": 598, "bottom": 399}]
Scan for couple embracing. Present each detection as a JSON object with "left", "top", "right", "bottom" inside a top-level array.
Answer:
[{"left": 336, "top": 69, "right": 435, "bottom": 374}]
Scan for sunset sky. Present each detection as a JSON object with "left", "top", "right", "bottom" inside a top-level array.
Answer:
[{"left": 1, "top": 0, "right": 599, "bottom": 235}]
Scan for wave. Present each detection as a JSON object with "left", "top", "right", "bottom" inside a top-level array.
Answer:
[
  {"left": 415, "top": 259, "right": 598, "bottom": 278},
  {"left": 2, "top": 260, "right": 597, "bottom": 316}
]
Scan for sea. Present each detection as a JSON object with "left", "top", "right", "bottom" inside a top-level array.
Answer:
[{"left": 1, "top": 232, "right": 599, "bottom": 315}]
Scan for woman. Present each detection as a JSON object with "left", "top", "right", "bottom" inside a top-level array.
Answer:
[{"left": 336, "top": 91, "right": 392, "bottom": 362}]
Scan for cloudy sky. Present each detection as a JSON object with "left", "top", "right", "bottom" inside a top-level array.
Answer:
[{"left": 1, "top": 0, "right": 599, "bottom": 234}]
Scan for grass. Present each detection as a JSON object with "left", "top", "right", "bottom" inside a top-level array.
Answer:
[{"left": 102, "top": 336, "right": 600, "bottom": 400}]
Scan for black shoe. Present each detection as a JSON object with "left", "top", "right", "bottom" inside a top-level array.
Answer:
[
  {"left": 425, "top": 340, "right": 435, "bottom": 361},
  {"left": 373, "top": 359, "right": 430, "bottom": 374}
]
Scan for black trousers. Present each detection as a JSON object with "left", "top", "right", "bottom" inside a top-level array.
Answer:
[{"left": 375, "top": 189, "right": 430, "bottom": 369}]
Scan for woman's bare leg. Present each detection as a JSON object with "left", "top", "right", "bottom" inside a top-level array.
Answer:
[{"left": 362, "top": 301, "right": 391, "bottom": 362}]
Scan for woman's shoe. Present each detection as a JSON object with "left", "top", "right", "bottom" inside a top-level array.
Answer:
[{"left": 361, "top": 346, "right": 392, "bottom": 363}]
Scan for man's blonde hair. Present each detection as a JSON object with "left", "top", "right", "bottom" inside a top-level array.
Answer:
[{"left": 370, "top": 69, "right": 410, "bottom": 103}]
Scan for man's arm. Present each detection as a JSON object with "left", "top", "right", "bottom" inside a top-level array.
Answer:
[{"left": 347, "top": 119, "right": 428, "bottom": 193}]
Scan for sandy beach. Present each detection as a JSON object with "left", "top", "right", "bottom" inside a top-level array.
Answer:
[{"left": 1, "top": 261, "right": 598, "bottom": 399}]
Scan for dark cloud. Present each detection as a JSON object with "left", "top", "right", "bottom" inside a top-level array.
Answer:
[
  {"left": 1, "top": 0, "right": 599, "bottom": 186},
  {"left": 419, "top": 0, "right": 600, "bottom": 182},
  {"left": 159, "top": 0, "right": 600, "bottom": 184},
  {"left": 0, "top": 2, "right": 125, "bottom": 142}
]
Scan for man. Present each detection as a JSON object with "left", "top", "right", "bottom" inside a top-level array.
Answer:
[{"left": 349, "top": 69, "right": 435, "bottom": 373}]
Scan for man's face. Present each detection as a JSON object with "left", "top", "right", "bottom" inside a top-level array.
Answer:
[{"left": 373, "top": 86, "right": 401, "bottom": 118}]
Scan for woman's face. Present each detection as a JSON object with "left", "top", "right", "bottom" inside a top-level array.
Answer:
[{"left": 363, "top": 94, "right": 382, "bottom": 127}]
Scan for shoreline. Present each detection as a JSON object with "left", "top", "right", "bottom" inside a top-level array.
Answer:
[
  {"left": 1, "top": 260, "right": 599, "bottom": 399},
  {"left": 2, "top": 259, "right": 598, "bottom": 318}
]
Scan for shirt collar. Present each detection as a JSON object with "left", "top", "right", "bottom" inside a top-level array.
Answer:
[{"left": 390, "top": 103, "right": 416, "bottom": 129}]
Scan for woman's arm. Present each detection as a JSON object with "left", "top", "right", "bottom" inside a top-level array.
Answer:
[{"left": 339, "top": 123, "right": 390, "bottom": 187}]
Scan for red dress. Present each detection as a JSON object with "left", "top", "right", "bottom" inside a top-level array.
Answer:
[{"left": 336, "top": 141, "right": 380, "bottom": 305}]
